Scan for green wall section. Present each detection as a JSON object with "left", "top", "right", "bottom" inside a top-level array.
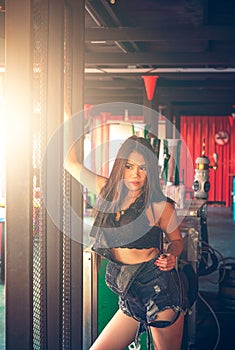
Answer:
[
  {"left": 97, "top": 258, "right": 149, "bottom": 349},
  {"left": 97, "top": 258, "right": 119, "bottom": 333}
]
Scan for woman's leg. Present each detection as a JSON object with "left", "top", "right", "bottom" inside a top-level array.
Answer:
[
  {"left": 89, "top": 309, "right": 139, "bottom": 350},
  {"left": 150, "top": 309, "right": 185, "bottom": 350}
]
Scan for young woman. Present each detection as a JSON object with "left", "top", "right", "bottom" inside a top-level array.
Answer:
[{"left": 64, "top": 133, "right": 188, "bottom": 350}]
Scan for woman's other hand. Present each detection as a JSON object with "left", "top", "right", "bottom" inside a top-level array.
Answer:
[{"left": 154, "top": 253, "right": 176, "bottom": 271}]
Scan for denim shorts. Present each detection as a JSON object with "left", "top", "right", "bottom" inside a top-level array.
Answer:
[{"left": 105, "top": 256, "right": 189, "bottom": 326}]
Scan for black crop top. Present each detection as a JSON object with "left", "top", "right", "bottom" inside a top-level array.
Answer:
[
  {"left": 91, "top": 194, "right": 163, "bottom": 250},
  {"left": 116, "top": 224, "right": 162, "bottom": 249}
]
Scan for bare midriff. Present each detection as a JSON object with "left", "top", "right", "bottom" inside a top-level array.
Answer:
[{"left": 111, "top": 247, "right": 160, "bottom": 264}]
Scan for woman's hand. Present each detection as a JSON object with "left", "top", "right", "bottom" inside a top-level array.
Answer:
[{"left": 154, "top": 253, "right": 176, "bottom": 271}]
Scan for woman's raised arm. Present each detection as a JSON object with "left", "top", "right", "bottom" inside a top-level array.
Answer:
[
  {"left": 63, "top": 109, "right": 107, "bottom": 195},
  {"left": 64, "top": 149, "right": 107, "bottom": 195}
]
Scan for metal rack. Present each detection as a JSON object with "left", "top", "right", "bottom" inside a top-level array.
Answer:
[{"left": 177, "top": 199, "right": 207, "bottom": 349}]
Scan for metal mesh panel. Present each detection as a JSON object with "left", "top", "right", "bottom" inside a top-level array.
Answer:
[
  {"left": 32, "top": 1, "right": 48, "bottom": 349},
  {"left": 62, "top": 176, "right": 72, "bottom": 350},
  {"left": 31, "top": 2, "right": 79, "bottom": 349},
  {"left": 62, "top": 4, "right": 73, "bottom": 349}
]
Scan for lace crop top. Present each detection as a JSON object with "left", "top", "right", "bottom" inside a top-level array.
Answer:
[
  {"left": 91, "top": 194, "right": 163, "bottom": 250},
  {"left": 115, "top": 224, "right": 162, "bottom": 249}
]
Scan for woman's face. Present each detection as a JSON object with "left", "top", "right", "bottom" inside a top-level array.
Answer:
[{"left": 123, "top": 151, "right": 147, "bottom": 193}]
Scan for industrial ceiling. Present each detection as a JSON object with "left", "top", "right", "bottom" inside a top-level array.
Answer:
[
  {"left": 84, "top": 0, "right": 235, "bottom": 116},
  {"left": 1, "top": 0, "right": 235, "bottom": 116}
]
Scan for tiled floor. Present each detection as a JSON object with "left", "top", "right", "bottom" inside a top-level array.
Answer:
[{"left": 0, "top": 206, "right": 234, "bottom": 349}]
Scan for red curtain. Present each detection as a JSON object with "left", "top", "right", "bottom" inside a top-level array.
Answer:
[{"left": 180, "top": 116, "right": 235, "bottom": 206}]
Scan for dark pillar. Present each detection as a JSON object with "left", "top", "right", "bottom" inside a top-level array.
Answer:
[{"left": 5, "top": 1, "right": 33, "bottom": 348}]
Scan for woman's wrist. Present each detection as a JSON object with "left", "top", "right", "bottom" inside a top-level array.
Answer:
[{"left": 166, "top": 239, "right": 183, "bottom": 257}]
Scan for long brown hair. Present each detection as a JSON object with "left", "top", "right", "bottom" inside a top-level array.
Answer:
[{"left": 97, "top": 135, "right": 167, "bottom": 214}]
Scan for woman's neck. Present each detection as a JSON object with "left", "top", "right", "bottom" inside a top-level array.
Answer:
[
  {"left": 121, "top": 191, "right": 143, "bottom": 210},
  {"left": 126, "top": 190, "right": 142, "bottom": 201}
]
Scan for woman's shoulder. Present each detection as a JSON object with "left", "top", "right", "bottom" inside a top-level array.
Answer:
[
  {"left": 148, "top": 198, "right": 179, "bottom": 232},
  {"left": 151, "top": 198, "right": 174, "bottom": 208},
  {"left": 146, "top": 199, "right": 171, "bottom": 226},
  {"left": 150, "top": 198, "right": 175, "bottom": 217}
]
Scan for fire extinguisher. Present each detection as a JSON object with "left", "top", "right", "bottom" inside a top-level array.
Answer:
[{"left": 193, "top": 139, "right": 218, "bottom": 199}]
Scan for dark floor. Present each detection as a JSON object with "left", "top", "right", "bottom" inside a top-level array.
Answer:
[
  {"left": 0, "top": 206, "right": 235, "bottom": 349},
  {"left": 186, "top": 205, "right": 235, "bottom": 350}
]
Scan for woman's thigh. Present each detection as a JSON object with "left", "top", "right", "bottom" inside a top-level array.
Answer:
[
  {"left": 150, "top": 311, "right": 185, "bottom": 350},
  {"left": 89, "top": 309, "right": 139, "bottom": 350}
]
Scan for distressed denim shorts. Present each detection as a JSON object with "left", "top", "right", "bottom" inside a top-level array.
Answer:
[{"left": 106, "top": 256, "right": 188, "bottom": 326}]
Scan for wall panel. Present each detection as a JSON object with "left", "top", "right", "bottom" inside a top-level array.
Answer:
[{"left": 180, "top": 116, "right": 235, "bottom": 206}]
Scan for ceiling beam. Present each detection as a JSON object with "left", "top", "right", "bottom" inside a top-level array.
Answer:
[
  {"left": 84, "top": 96, "right": 143, "bottom": 105},
  {"left": 83, "top": 96, "right": 232, "bottom": 116},
  {"left": 85, "top": 87, "right": 235, "bottom": 98},
  {"left": 172, "top": 104, "right": 233, "bottom": 116},
  {"left": 158, "top": 95, "right": 235, "bottom": 104},
  {"left": 85, "top": 25, "right": 235, "bottom": 42},
  {"left": 85, "top": 79, "right": 235, "bottom": 89},
  {"left": 158, "top": 88, "right": 235, "bottom": 96},
  {"left": 85, "top": 72, "right": 235, "bottom": 80},
  {"left": 85, "top": 89, "right": 142, "bottom": 97},
  {"left": 85, "top": 51, "right": 235, "bottom": 65},
  {"left": 85, "top": 80, "right": 143, "bottom": 88}
]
